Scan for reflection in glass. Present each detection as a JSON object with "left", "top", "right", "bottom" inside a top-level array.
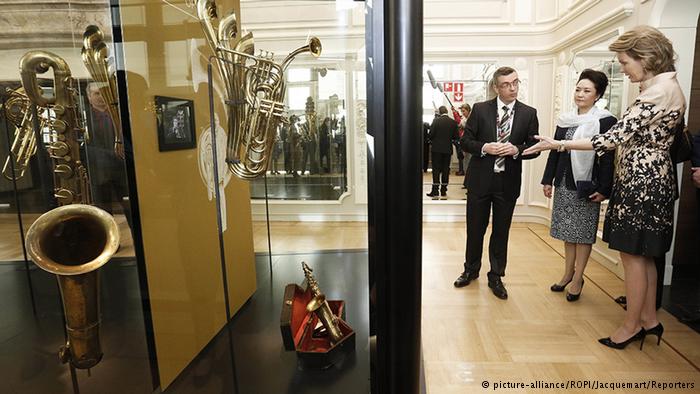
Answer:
[{"left": 251, "top": 67, "right": 349, "bottom": 200}]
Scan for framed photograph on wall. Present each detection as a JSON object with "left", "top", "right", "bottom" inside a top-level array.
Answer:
[{"left": 155, "top": 96, "right": 196, "bottom": 151}]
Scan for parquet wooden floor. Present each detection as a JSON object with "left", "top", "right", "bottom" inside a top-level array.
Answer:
[{"left": 3, "top": 216, "right": 699, "bottom": 393}]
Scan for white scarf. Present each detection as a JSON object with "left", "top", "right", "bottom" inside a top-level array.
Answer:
[{"left": 556, "top": 106, "right": 613, "bottom": 183}]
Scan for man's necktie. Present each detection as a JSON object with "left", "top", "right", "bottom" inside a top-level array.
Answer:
[{"left": 495, "top": 105, "right": 511, "bottom": 172}]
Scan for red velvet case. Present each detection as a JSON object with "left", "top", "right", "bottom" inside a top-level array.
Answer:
[{"left": 280, "top": 283, "right": 356, "bottom": 369}]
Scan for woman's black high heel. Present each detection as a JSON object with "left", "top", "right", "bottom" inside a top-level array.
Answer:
[
  {"left": 598, "top": 328, "right": 646, "bottom": 350},
  {"left": 550, "top": 278, "right": 572, "bottom": 292},
  {"left": 644, "top": 323, "right": 664, "bottom": 345},
  {"left": 566, "top": 279, "right": 584, "bottom": 302}
]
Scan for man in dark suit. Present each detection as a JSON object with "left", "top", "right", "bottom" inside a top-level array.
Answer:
[
  {"left": 427, "top": 106, "right": 459, "bottom": 199},
  {"left": 454, "top": 66, "right": 539, "bottom": 299}
]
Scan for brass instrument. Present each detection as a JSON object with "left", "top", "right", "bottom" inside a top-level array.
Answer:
[
  {"left": 20, "top": 50, "right": 120, "bottom": 370},
  {"left": 81, "top": 25, "right": 122, "bottom": 138},
  {"left": 1, "top": 87, "right": 46, "bottom": 180},
  {"left": 196, "top": 0, "right": 322, "bottom": 179},
  {"left": 301, "top": 262, "right": 343, "bottom": 344}
]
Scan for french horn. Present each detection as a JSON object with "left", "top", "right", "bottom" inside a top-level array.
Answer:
[
  {"left": 196, "top": 0, "right": 321, "bottom": 179},
  {"left": 1, "top": 87, "right": 46, "bottom": 180}
]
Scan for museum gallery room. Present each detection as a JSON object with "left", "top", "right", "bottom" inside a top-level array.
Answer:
[{"left": 1, "top": 0, "right": 699, "bottom": 393}]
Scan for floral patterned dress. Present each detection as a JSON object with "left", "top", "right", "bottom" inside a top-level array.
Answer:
[{"left": 591, "top": 72, "right": 686, "bottom": 257}]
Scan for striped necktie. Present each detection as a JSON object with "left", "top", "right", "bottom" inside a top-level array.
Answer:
[{"left": 495, "top": 105, "right": 511, "bottom": 171}]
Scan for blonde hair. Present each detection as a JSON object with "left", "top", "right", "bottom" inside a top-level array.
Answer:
[{"left": 608, "top": 25, "right": 676, "bottom": 74}]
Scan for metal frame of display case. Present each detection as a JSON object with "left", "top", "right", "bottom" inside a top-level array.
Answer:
[{"left": 367, "top": 0, "right": 424, "bottom": 393}]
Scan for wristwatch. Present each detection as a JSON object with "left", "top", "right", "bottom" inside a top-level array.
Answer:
[{"left": 557, "top": 141, "right": 566, "bottom": 152}]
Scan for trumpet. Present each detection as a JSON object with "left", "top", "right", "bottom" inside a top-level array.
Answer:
[
  {"left": 196, "top": 0, "right": 322, "bottom": 179},
  {"left": 21, "top": 50, "right": 119, "bottom": 370}
]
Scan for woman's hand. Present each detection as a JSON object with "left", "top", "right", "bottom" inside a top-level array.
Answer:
[
  {"left": 588, "top": 192, "right": 606, "bottom": 202},
  {"left": 523, "top": 135, "right": 558, "bottom": 155},
  {"left": 543, "top": 184, "right": 553, "bottom": 198}
]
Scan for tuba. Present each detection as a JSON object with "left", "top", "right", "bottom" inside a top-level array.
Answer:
[
  {"left": 1, "top": 87, "right": 47, "bottom": 180},
  {"left": 301, "top": 262, "right": 343, "bottom": 344},
  {"left": 196, "top": 0, "right": 322, "bottom": 179},
  {"left": 20, "top": 50, "right": 120, "bottom": 370}
]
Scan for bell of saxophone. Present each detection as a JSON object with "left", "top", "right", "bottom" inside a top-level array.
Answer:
[{"left": 26, "top": 204, "right": 119, "bottom": 369}]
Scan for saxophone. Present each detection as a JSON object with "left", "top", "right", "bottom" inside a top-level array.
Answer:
[
  {"left": 302, "top": 262, "right": 344, "bottom": 344},
  {"left": 20, "top": 50, "right": 120, "bottom": 370},
  {"left": 196, "top": 0, "right": 322, "bottom": 179}
]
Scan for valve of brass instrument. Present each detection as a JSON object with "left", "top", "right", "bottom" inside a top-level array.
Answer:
[{"left": 301, "top": 262, "right": 344, "bottom": 344}]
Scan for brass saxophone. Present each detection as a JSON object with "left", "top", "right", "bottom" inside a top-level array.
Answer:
[
  {"left": 301, "top": 262, "right": 344, "bottom": 344},
  {"left": 1, "top": 87, "right": 46, "bottom": 180},
  {"left": 196, "top": 0, "right": 322, "bottom": 179},
  {"left": 20, "top": 50, "right": 120, "bottom": 370}
]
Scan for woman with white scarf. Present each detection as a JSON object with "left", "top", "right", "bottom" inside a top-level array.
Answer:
[{"left": 541, "top": 69, "right": 616, "bottom": 302}]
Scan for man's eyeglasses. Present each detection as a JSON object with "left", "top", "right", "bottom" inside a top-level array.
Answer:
[{"left": 497, "top": 79, "right": 521, "bottom": 89}]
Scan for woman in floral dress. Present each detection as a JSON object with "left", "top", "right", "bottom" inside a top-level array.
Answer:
[{"left": 525, "top": 26, "right": 686, "bottom": 349}]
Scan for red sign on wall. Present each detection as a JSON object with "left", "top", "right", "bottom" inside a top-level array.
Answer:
[
  {"left": 453, "top": 82, "right": 463, "bottom": 93},
  {"left": 443, "top": 82, "right": 453, "bottom": 92},
  {"left": 454, "top": 92, "right": 464, "bottom": 102}
]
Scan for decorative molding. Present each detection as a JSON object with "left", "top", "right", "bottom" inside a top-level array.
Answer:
[{"left": 550, "top": 3, "right": 633, "bottom": 53}]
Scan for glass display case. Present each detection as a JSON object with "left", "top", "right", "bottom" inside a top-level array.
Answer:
[{"left": 1, "top": 1, "right": 371, "bottom": 393}]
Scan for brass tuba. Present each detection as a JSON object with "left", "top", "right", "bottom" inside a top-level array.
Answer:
[
  {"left": 1, "top": 87, "right": 47, "bottom": 180},
  {"left": 302, "top": 262, "right": 343, "bottom": 344},
  {"left": 20, "top": 50, "right": 120, "bottom": 370},
  {"left": 196, "top": 0, "right": 322, "bottom": 179}
]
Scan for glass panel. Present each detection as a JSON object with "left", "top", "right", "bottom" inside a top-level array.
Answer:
[{"left": 1, "top": 1, "right": 149, "bottom": 392}]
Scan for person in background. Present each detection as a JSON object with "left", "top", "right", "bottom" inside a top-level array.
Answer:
[
  {"left": 524, "top": 26, "right": 686, "bottom": 349},
  {"left": 85, "top": 82, "right": 130, "bottom": 227},
  {"left": 541, "top": 69, "right": 616, "bottom": 302},
  {"left": 319, "top": 117, "right": 331, "bottom": 173},
  {"left": 458, "top": 103, "right": 472, "bottom": 190},
  {"left": 426, "top": 106, "right": 459, "bottom": 200}
]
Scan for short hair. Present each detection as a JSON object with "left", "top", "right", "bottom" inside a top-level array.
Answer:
[
  {"left": 577, "top": 69, "right": 609, "bottom": 99},
  {"left": 438, "top": 105, "right": 448, "bottom": 114},
  {"left": 492, "top": 66, "right": 517, "bottom": 85},
  {"left": 460, "top": 103, "right": 471, "bottom": 112},
  {"left": 608, "top": 25, "right": 676, "bottom": 74}
]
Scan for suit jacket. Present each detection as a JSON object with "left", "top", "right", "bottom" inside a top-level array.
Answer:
[
  {"left": 428, "top": 114, "right": 459, "bottom": 154},
  {"left": 460, "top": 98, "right": 539, "bottom": 198},
  {"left": 691, "top": 132, "right": 700, "bottom": 167},
  {"left": 541, "top": 116, "right": 617, "bottom": 197}
]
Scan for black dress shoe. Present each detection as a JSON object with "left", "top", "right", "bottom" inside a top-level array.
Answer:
[
  {"left": 488, "top": 280, "right": 508, "bottom": 299},
  {"left": 426, "top": 192, "right": 439, "bottom": 199},
  {"left": 566, "top": 279, "right": 584, "bottom": 302},
  {"left": 598, "top": 328, "right": 646, "bottom": 350},
  {"left": 454, "top": 271, "right": 479, "bottom": 288},
  {"left": 644, "top": 323, "right": 664, "bottom": 345},
  {"left": 550, "top": 278, "right": 572, "bottom": 292}
]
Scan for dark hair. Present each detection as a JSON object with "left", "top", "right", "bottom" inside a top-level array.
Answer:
[
  {"left": 577, "top": 69, "right": 609, "bottom": 100},
  {"left": 438, "top": 105, "right": 448, "bottom": 114},
  {"left": 492, "top": 66, "right": 516, "bottom": 85}
]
